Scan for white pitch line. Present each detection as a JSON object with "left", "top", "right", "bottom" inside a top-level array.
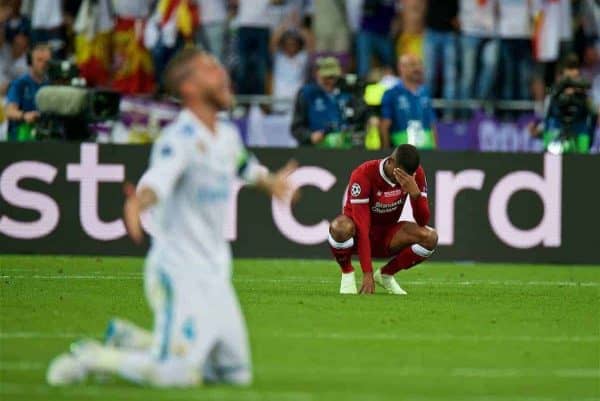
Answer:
[
  {"left": 1, "top": 274, "right": 598, "bottom": 287},
  {"left": 0, "top": 361, "right": 45, "bottom": 371},
  {"left": 280, "top": 332, "right": 600, "bottom": 343},
  {"left": 0, "top": 362, "right": 598, "bottom": 379},
  {"left": 0, "top": 332, "right": 97, "bottom": 339},
  {"left": 449, "top": 368, "right": 600, "bottom": 379},
  {"left": 0, "top": 275, "right": 141, "bottom": 280},
  {"left": 0, "top": 331, "right": 598, "bottom": 343},
  {"left": 0, "top": 383, "right": 314, "bottom": 401}
]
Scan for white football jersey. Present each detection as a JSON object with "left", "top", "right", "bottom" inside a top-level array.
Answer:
[{"left": 142, "top": 109, "right": 264, "bottom": 281}]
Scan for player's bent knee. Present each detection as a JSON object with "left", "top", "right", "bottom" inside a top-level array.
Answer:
[
  {"left": 415, "top": 227, "right": 437, "bottom": 253},
  {"left": 426, "top": 227, "right": 438, "bottom": 250},
  {"left": 329, "top": 215, "right": 355, "bottom": 243},
  {"left": 149, "top": 358, "right": 202, "bottom": 388}
]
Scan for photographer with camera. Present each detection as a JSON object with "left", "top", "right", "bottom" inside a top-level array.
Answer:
[
  {"left": 291, "top": 57, "right": 367, "bottom": 148},
  {"left": 532, "top": 55, "right": 598, "bottom": 154},
  {"left": 4, "top": 43, "right": 51, "bottom": 141}
]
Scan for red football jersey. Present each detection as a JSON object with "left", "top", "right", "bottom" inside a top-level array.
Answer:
[{"left": 342, "top": 158, "right": 430, "bottom": 272}]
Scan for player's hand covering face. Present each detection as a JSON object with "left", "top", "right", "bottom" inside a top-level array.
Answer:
[{"left": 393, "top": 168, "right": 420, "bottom": 198}]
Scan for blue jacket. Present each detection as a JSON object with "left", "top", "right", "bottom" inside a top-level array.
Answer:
[
  {"left": 291, "top": 83, "right": 356, "bottom": 145},
  {"left": 381, "top": 81, "right": 436, "bottom": 133},
  {"left": 6, "top": 73, "right": 48, "bottom": 139}
]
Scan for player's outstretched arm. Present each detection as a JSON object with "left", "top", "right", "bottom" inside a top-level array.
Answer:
[
  {"left": 255, "top": 160, "right": 299, "bottom": 201},
  {"left": 123, "top": 183, "right": 158, "bottom": 245}
]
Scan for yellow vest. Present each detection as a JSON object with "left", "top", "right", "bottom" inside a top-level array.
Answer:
[
  {"left": 0, "top": 101, "right": 5, "bottom": 123},
  {"left": 363, "top": 82, "right": 387, "bottom": 106}
]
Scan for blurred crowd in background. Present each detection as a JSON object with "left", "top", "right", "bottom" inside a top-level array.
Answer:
[
  {"left": 1, "top": 0, "right": 598, "bottom": 101},
  {"left": 0, "top": 0, "right": 598, "bottom": 151}
]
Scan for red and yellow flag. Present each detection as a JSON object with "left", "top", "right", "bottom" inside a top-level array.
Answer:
[{"left": 157, "top": 0, "right": 199, "bottom": 40}]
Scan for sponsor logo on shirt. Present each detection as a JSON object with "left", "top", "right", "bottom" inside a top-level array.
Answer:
[
  {"left": 381, "top": 189, "right": 403, "bottom": 198},
  {"left": 371, "top": 199, "right": 403, "bottom": 214}
]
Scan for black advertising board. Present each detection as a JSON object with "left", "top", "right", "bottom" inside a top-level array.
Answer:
[{"left": 1, "top": 143, "right": 598, "bottom": 264}]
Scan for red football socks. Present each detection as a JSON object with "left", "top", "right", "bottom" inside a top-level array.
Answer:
[
  {"left": 329, "top": 246, "right": 354, "bottom": 273},
  {"left": 381, "top": 244, "right": 430, "bottom": 275},
  {"left": 328, "top": 233, "right": 355, "bottom": 273}
]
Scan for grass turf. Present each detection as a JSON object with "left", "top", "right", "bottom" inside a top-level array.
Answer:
[{"left": 0, "top": 255, "right": 598, "bottom": 401}]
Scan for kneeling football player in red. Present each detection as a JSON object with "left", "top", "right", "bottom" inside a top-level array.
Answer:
[{"left": 328, "top": 144, "right": 438, "bottom": 295}]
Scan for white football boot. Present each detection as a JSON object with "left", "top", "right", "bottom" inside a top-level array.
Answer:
[
  {"left": 374, "top": 269, "right": 407, "bottom": 295},
  {"left": 70, "top": 339, "right": 118, "bottom": 371},
  {"left": 339, "top": 271, "right": 358, "bottom": 294},
  {"left": 47, "top": 353, "right": 88, "bottom": 386}
]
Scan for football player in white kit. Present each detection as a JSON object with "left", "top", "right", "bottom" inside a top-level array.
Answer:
[{"left": 47, "top": 49, "right": 296, "bottom": 387}]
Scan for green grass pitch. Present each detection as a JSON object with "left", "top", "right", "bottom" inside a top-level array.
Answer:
[{"left": 0, "top": 255, "right": 598, "bottom": 401}]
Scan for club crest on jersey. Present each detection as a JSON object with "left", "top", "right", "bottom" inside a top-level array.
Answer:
[
  {"left": 351, "top": 183, "right": 361, "bottom": 197},
  {"left": 160, "top": 144, "right": 173, "bottom": 157}
]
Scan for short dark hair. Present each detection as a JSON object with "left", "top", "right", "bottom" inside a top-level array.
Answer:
[
  {"left": 278, "top": 30, "right": 304, "bottom": 51},
  {"left": 164, "top": 47, "right": 206, "bottom": 97},
  {"left": 558, "top": 53, "right": 580, "bottom": 73},
  {"left": 392, "top": 144, "right": 420, "bottom": 174}
]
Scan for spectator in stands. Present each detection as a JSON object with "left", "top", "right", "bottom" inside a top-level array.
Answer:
[
  {"left": 380, "top": 53, "right": 436, "bottom": 149},
  {"left": 4, "top": 43, "right": 51, "bottom": 141},
  {"left": 396, "top": 0, "right": 425, "bottom": 59},
  {"left": 345, "top": 0, "right": 364, "bottom": 36},
  {"left": 195, "top": 0, "right": 228, "bottom": 63},
  {"left": 1, "top": 9, "right": 30, "bottom": 95},
  {"left": 233, "top": 0, "right": 272, "bottom": 94},
  {"left": 459, "top": 0, "right": 499, "bottom": 100},
  {"left": 145, "top": 0, "right": 198, "bottom": 91},
  {"left": 267, "top": 0, "right": 306, "bottom": 28},
  {"left": 363, "top": 65, "right": 400, "bottom": 109},
  {"left": 111, "top": 0, "right": 155, "bottom": 94},
  {"left": 312, "top": 0, "right": 351, "bottom": 71},
  {"left": 271, "top": 16, "right": 309, "bottom": 113},
  {"left": 291, "top": 57, "right": 356, "bottom": 146},
  {"left": 423, "top": 0, "right": 458, "bottom": 106},
  {"left": 356, "top": 0, "right": 398, "bottom": 79},
  {"left": 73, "top": 0, "right": 113, "bottom": 87},
  {"left": 531, "top": 0, "right": 574, "bottom": 91},
  {"left": 578, "top": 0, "right": 600, "bottom": 108},
  {"left": 22, "top": 0, "right": 66, "bottom": 57},
  {"left": 584, "top": 49, "right": 600, "bottom": 109},
  {"left": 498, "top": 0, "right": 534, "bottom": 101}
]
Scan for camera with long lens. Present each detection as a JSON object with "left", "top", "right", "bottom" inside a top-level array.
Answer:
[
  {"left": 544, "top": 77, "right": 595, "bottom": 154},
  {"left": 35, "top": 60, "right": 121, "bottom": 141},
  {"left": 324, "top": 74, "right": 368, "bottom": 147}
]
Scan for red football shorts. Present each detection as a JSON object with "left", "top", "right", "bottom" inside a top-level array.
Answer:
[{"left": 351, "top": 221, "right": 406, "bottom": 258}]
